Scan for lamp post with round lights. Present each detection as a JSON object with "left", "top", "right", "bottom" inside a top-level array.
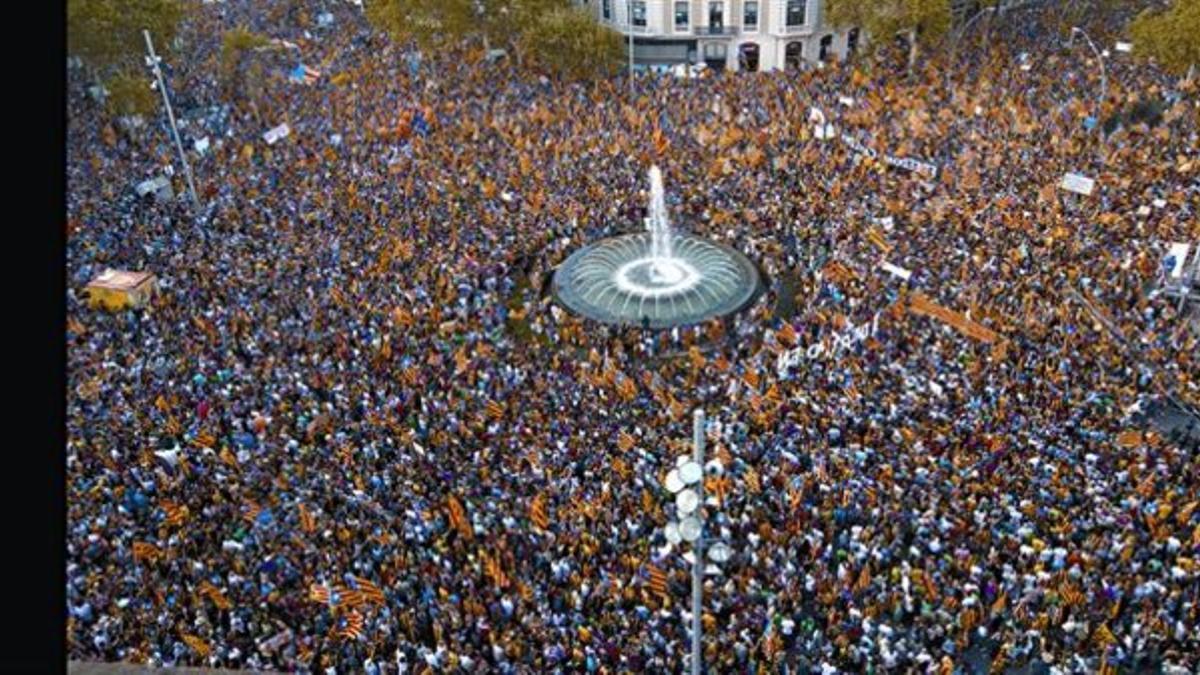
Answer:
[{"left": 659, "top": 409, "right": 733, "bottom": 675}]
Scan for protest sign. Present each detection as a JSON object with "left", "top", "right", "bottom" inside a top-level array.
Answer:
[{"left": 1060, "top": 173, "right": 1095, "bottom": 196}]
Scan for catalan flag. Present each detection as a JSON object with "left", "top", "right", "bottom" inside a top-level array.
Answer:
[
  {"left": 161, "top": 501, "right": 188, "bottom": 528},
  {"left": 191, "top": 430, "right": 216, "bottom": 449},
  {"left": 619, "top": 377, "right": 638, "bottom": 401},
  {"left": 480, "top": 550, "right": 510, "bottom": 588},
  {"left": 866, "top": 227, "right": 892, "bottom": 253},
  {"left": 309, "top": 583, "right": 333, "bottom": 606},
  {"left": 765, "top": 383, "right": 783, "bottom": 405},
  {"left": 689, "top": 346, "right": 706, "bottom": 369},
  {"left": 1115, "top": 430, "right": 1142, "bottom": 448},
  {"left": 181, "top": 634, "right": 211, "bottom": 658},
  {"left": 646, "top": 564, "right": 669, "bottom": 599},
  {"left": 243, "top": 499, "right": 262, "bottom": 524},
  {"left": 219, "top": 446, "right": 239, "bottom": 470},
  {"left": 529, "top": 494, "right": 550, "bottom": 531},
  {"left": 334, "top": 610, "right": 365, "bottom": 641},
  {"left": 446, "top": 495, "right": 474, "bottom": 540},
  {"left": 743, "top": 369, "right": 760, "bottom": 390},
  {"left": 853, "top": 565, "right": 872, "bottom": 594},
  {"left": 617, "top": 430, "right": 636, "bottom": 452},
  {"left": 990, "top": 590, "right": 1007, "bottom": 615},
  {"left": 486, "top": 400, "right": 505, "bottom": 421},
  {"left": 198, "top": 581, "right": 232, "bottom": 611},
  {"left": 744, "top": 467, "right": 761, "bottom": 493},
  {"left": 1093, "top": 623, "right": 1116, "bottom": 647},
  {"left": 298, "top": 503, "right": 316, "bottom": 533},
  {"left": 132, "top": 541, "right": 161, "bottom": 564}
]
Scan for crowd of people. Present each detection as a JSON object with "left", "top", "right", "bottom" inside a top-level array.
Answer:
[{"left": 66, "top": 0, "right": 1198, "bottom": 672}]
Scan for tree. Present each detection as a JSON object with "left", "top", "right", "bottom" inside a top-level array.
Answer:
[
  {"left": 365, "top": 0, "right": 476, "bottom": 51},
  {"left": 67, "top": 0, "right": 185, "bottom": 78},
  {"left": 366, "top": 0, "right": 614, "bottom": 76},
  {"left": 220, "top": 27, "right": 272, "bottom": 99},
  {"left": 105, "top": 69, "right": 156, "bottom": 118},
  {"left": 1130, "top": 0, "right": 1199, "bottom": 77},
  {"left": 520, "top": 6, "right": 625, "bottom": 80},
  {"left": 825, "top": 0, "right": 952, "bottom": 73}
]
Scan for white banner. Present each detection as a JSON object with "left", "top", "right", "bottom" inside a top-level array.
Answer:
[
  {"left": 263, "top": 122, "right": 291, "bottom": 145},
  {"left": 880, "top": 261, "right": 912, "bottom": 281},
  {"left": 842, "top": 134, "right": 938, "bottom": 178},
  {"left": 1166, "top": 243, "right": 1191, "bottom": 279},
  {"left": 1060, "top": 172, "right": 1095, "bottom": 195}
]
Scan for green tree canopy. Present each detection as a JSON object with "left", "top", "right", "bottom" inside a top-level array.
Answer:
[
  {"left": 1130, "top": 0, "right": 1199, "bottom": 76},
  {"left": 520, "top": 6, "right": 625, "bottom": 80},
  {"left": 219, "top": 27, "right": 272, "bottom": 101},
  {"left": 105, "top": 69, "right": 156, "bottom": 117},
  {"left": 67, "top": 0, "right": 185, "bottom": 76},
  {"left": 825, "top": 0, "right": 952, "bottom": 71},
  {"left": 366, "top": 0, "right": 618, "bottom": 78}
]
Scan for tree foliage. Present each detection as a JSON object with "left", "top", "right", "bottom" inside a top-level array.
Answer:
[
  {"left": 219, "top": 27, "right": 272, "bottom": 100},
  {"left": 521, "top": 6, "right": 625, "bottom": 80},
  {"left": 105, "top": 69, "right": 156, "bottom": 118},
  {"left": 825, "top": 0, "right": 952, "bottom": 70},
  {"left": 366, "top": 0, "right": 618, "bottom": 78},
  {"left": 67, "top": 0, "right": 185, "bottom": 76},
  {"left": 1130, "top": 0, "right": 1199, "bottom": 76}
]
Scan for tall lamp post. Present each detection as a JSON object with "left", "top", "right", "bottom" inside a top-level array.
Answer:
[
  {"left": 659, "top": 409, "right": 733, "bottom": 675},
  {"left": 1069, "top": 26, "right": 1107, "bottom": 114},
  {"left": 627, "top": 1, "right": 635, "bottom": 84},
  {"left": 143, "top": 29, "right": 201, "bottom": 215}
]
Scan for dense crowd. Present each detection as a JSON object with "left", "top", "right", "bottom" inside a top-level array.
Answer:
[{"left": 66, "top": 1, "right": 1198, "bottom": 673}]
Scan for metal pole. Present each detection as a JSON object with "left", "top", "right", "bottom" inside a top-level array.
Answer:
[
  {"left": 1072, "top": 27, "right": 1107, "bottom": 111},
  {"left": 628, "top": 0, "right": 635, "bottom": 85},
  {"left": 144, "top": 30, "right": 200, "bottom": 214},
  {"left": 691, "top": 408, "right": 705, "bottom": 675}
]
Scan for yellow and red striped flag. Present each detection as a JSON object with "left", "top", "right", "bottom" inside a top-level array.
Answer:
[
  {"left": 454, "top": 348, "right": 470, "bottom": 374},
  {"left": 1115, "top": 430, "right": 1142, "bottom": 448},
  {"left": 486, "top": 399, "right": 505, "bottom": 421},
  {"left": 765, "top": 383, "right": 783, "bottom": 405},
  {"left": 181, "top": 634, "right": 210, "bottom": 658},
  {"left": 402, "top": 365, "right": 420, "bottom": 386},
  {"left": 356, "top": 577, "right": 386, "bottom": 604},
  {"left": 446, "top": 495, "right": 474, "bottom": 540},
  {"left": 132, "top": 541, "right": 161, "bottom": 564},
  {"left": 298, "top": 503, "right": 316, "bottom": 533},
  {"left": 778, "top": 322, "right": 798, "bottom": 346},
  {"left": 689, "top": 346, "right": 706, "bottom": 369},
  {"left": 866, "top": 227, "right": 892, "bottom": 253},
  {"left": 191, "top": 430, "right": 216, "bottom": 449},
  {"left": 990, "top": 590, "right": 1007, "bottom": 615},
  {"left": 743, "top": 369, "right": 760, "bottom": 390},
  {"left": 480, "top": 550, "right": 510, "bottom": 588},
  {"left": 243, "top": 499, "right": 262, "bottom": 524},
  {"left": 619, "top": 377, "right": 638, "bottom": 401},
  {"left": 334, "top": 610, "right": 365, "bottom": 641},
  {"left": 617, "top": 430, "right": 636, "bottom": 452},
  {"left": 161, "top": 501, "right": 188, "bottom": 528},
  {"left": 219, "top": 446, "right": 239, "bottom": 470},
  {"left": 198, "top": 581, "right": 232, "bottom": 611},
  {"left": 853, "top": 565, "right": 872, "bottom": 594},
  {"left": 529, "top": 493, "right": 550, "bottom": 531},
  {"left": 1093, "top": 623, "right": 1117, "bottom": 647},
  {"left": 309, "top": 583, "right": 332, "bottom": 605},
  {"left": 744, "top": 467, "right": 762, "bottom": 493},
  {"left": 646, "top": 564, "right": 669, "bottom": 599}
]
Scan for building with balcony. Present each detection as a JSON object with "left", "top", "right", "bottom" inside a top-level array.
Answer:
[{"left": 576, "top": 0, "right": 860, "bottom": 72}]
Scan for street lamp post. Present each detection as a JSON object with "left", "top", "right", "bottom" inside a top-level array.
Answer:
[
  {"left": 1070, "top": 26, "right": 1107, "bottom": 113},
  {"left": 143, "top": 29, "right": 201, "bottom": 215},
  {"left": 658, "top": 408, "right": 734, "bottom": 675},
  {"left": 689, "top": 409, "right": 704, "bottom": 675},
  {"left": 628, "top": 1, "right": 635, "bottom": 85}
]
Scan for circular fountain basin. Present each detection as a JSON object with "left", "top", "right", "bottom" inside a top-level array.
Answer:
[{"left": 552, "top": 232, "right": 762, "bottom": 329}]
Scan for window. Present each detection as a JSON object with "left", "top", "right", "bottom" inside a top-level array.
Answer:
[
  {"left": 632, "top": 1, "right": 647, "bottom": 27},
  {"left": 786, "top": 0, "right": 806, "bottom": 27},
  {"left": 709, "top": 1, "right": 723, "bottom": 29},
  {"left": 675, "top": 1, "right": 689, "bottom": 29},
  {"left": 603, "top": 0, "right": 611, "bottom": 20},
  {"left": 743, "top": 1, "right": 758, "bottom": 29},
  {"left": 819, "top": 34, "right": 833, "bottom": 61},
  {"left": 847, "top": 28, "right": 859, "bottom": 55}
]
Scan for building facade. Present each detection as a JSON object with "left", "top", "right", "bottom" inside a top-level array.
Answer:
[{"left": 575, "top": 0, "right": 860, "bottom": 72}]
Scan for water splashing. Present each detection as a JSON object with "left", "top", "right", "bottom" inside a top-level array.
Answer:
[{"left": 552, "top": 166, "right": 762, "bottom": 328}]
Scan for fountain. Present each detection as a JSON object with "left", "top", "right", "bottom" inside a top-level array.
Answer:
[{"left": 552, "top": 166, "right": 762, "bottom": 329}]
